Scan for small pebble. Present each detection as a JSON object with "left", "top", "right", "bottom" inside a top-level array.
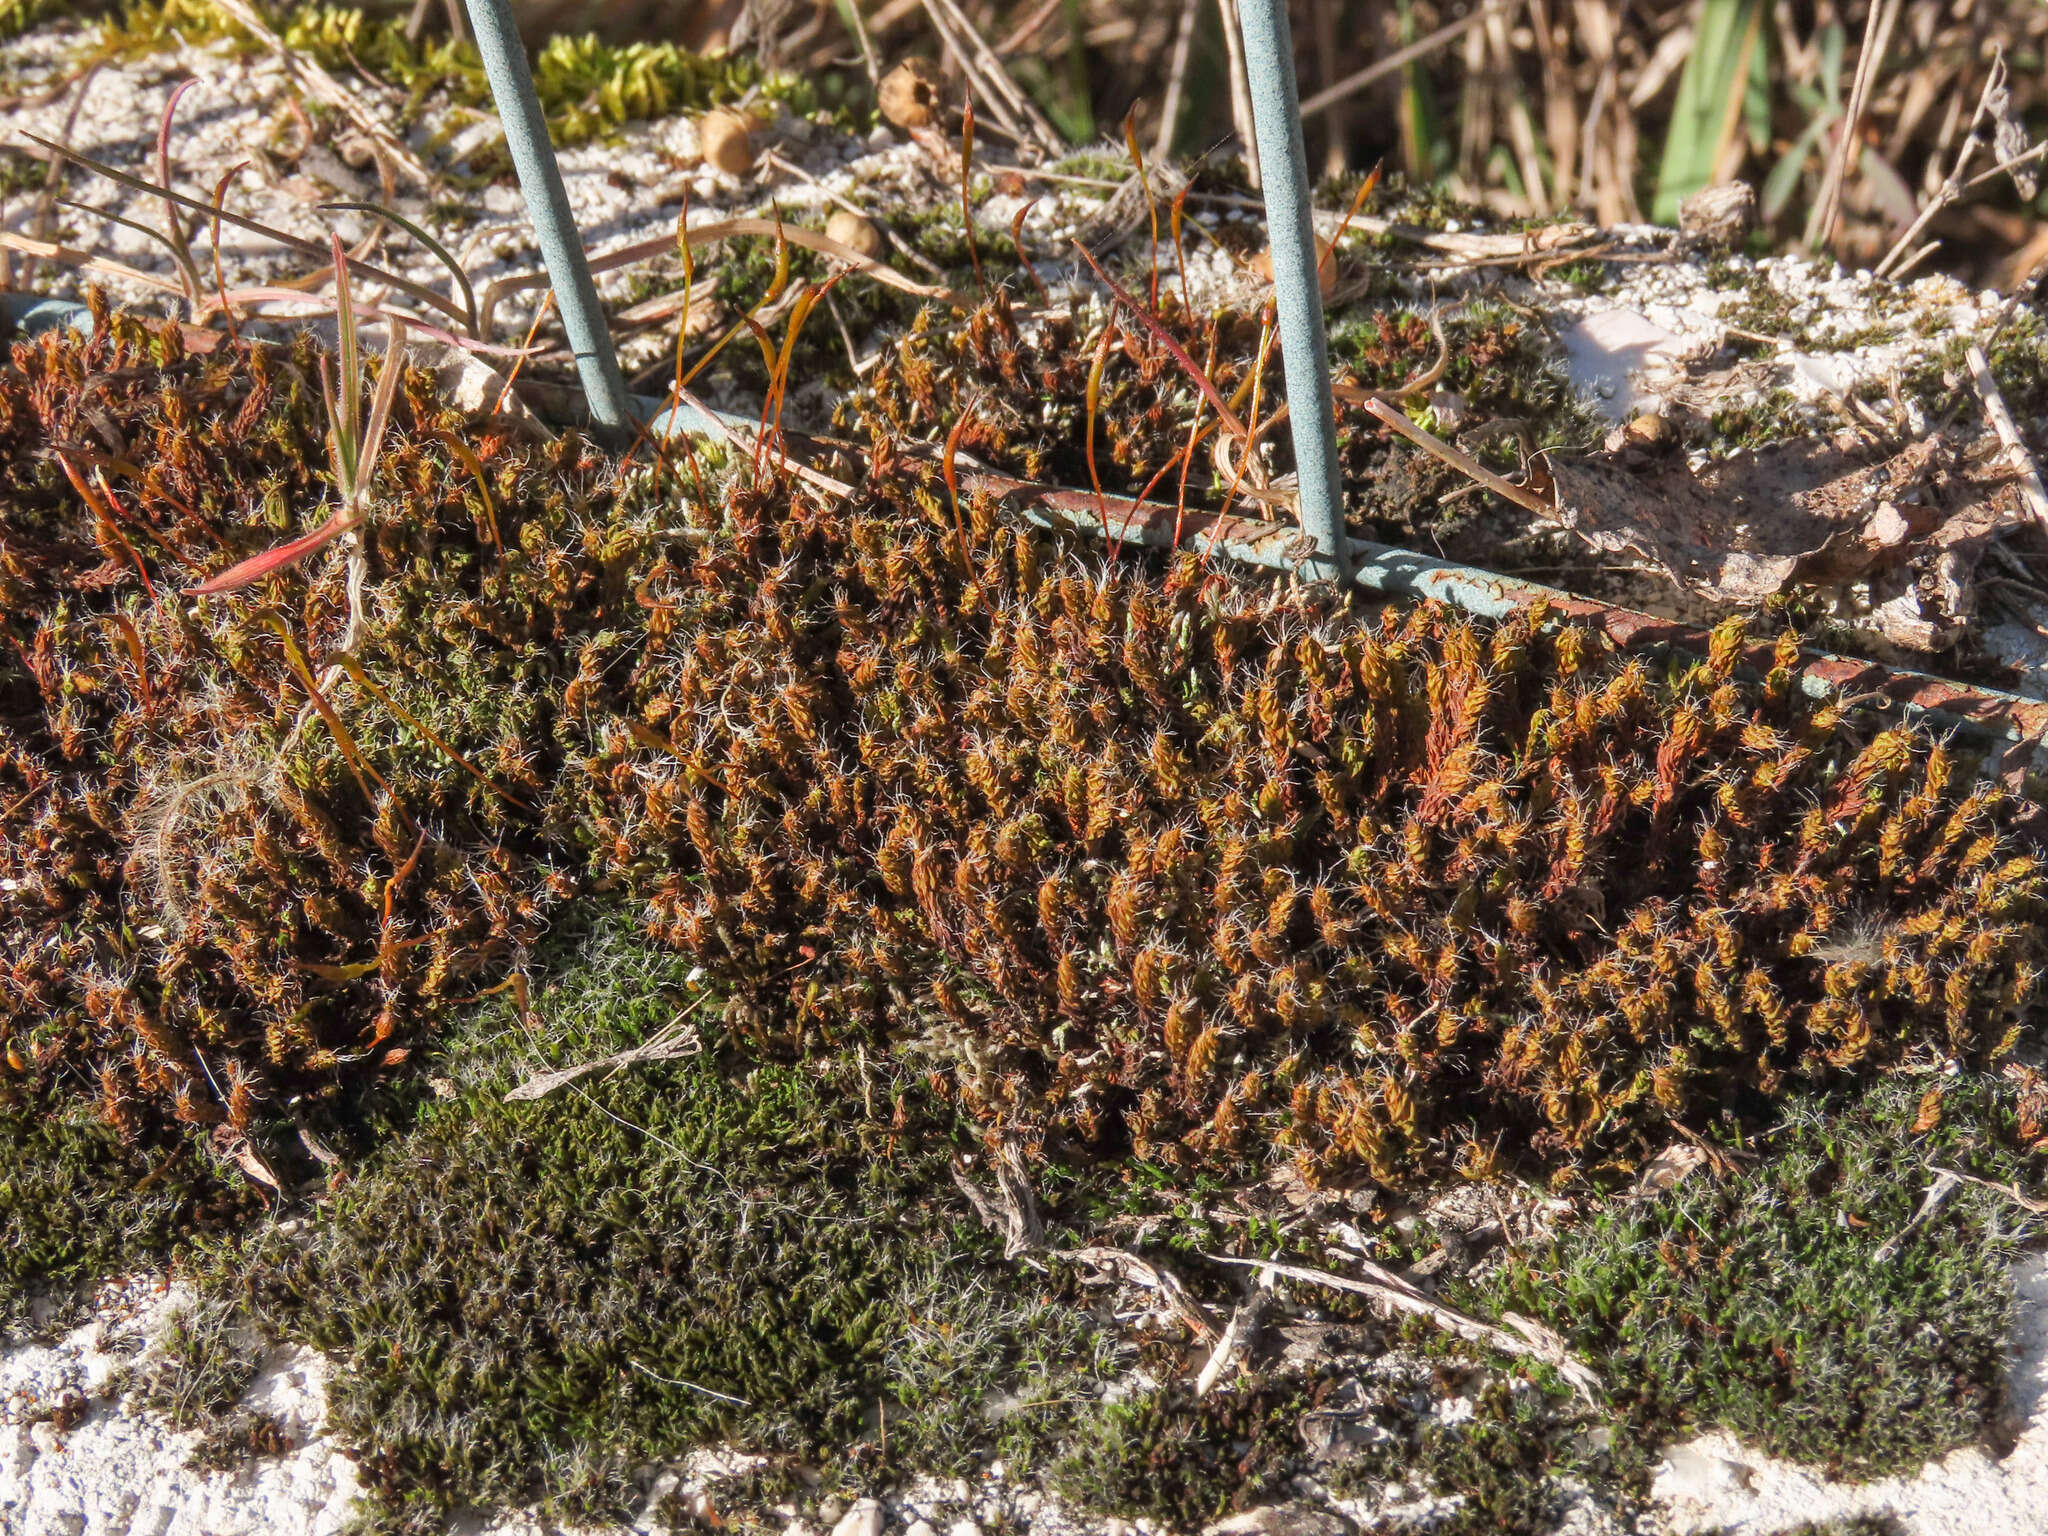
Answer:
[{"left": 826, "top": 208, "right": 885, "bottom": 260}]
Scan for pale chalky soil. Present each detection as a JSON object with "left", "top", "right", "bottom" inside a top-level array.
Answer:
[
  {"left": 6, "top": 1261, "right": 2048, "bottom": 1535},
  {"left": 0, "top": 1279, "right": 355, "bottom": 1536}
]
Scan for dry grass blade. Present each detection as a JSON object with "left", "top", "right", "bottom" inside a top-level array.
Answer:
[
  {"left": 950, "top": 1143, "right": 1044, "bottom": 1260},
  {"left": 1349, "top": 391, "right": 1552, "bottom": 515},
  {"left": 207, "top": 0, "right": 434, "bottom": 189},
  {"left": 21, "top": 133, "right": 466, "bottom": 325},
  {"left": 1155, "top": 0, "right": 1202, "bottom": 160},
  {"left": 1070, "top": 1246, "right": 1221, "bottom": 1341},
  {"left": 1929, "top": 1165, "right": 2048, "bottom": 1214},
  {"left": 1206, "top": 1253, "right": 1601, "bottom": 1402},
  {"left": 1194, "top": 1267, "right": 1273, "bottom": 1396},
  {"left": 152, "top": 77, "right": 207, "bottom": 316},
  {"left": 476, "top": 216, "right": 967, "bottom": 338},
  {"left": 918, "top": 0, "right": 1062, "bottom": 155},
  {"left": 1298, "top": 0, "right": 1512, "bottom": 120},
  {"left": 0, "top": 229, "right": 190, "bottom": 297},
  {"left": 1873, "top": 1168, "right": 1964, "bottom": 1263},
  {"left": 1215, "top": 0, "right": 1260, "bottom": 189},
  {"left": 321, "top": 200, "right": 479, "bottom": 336}
]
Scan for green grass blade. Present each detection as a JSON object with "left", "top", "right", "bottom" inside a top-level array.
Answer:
[
  {"left": 320, "top": 200, "right": 478, "bottom": 337},
  {"left": 1652, "top": 0, "right": 1767, "bottom": 224}
]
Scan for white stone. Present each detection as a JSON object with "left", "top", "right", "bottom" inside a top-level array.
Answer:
[{"left": 831, "top": 1496, "right": 886, "bottom": 1536}]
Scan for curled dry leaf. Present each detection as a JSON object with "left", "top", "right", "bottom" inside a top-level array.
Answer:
[{"left": 1635, "top": 1141, "right": 1710, "bottom": 1194}]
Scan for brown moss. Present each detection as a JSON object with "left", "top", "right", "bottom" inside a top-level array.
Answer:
[{"left": 3, "top": 295, "right": 2042, "bottom": 1191}]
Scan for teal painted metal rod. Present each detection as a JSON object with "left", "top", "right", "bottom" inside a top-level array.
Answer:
[
  {"left": 463, "top": 0, "right": 632, "bottom": 443},
  {"left": 1235, "top": 0, "right": 1349, "bottom": 584}
]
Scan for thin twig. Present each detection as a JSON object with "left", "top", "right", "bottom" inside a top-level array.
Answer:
[
  {"left": 626, "top": 1358, "right": 753, "bottom": 1407},
  {"left": 1072, "top": 1246, "right": 1222, "bottom": 1340},
  {"left": 842, "top": 0, "right": 883, "bottom": 92},
  {"left": 916, "top": 0, "right": 1061, "bottom": 156},
  {"left": 758, "top": 148, "right": 947, "bottom": 277},
  {"left": 1967, "top": 342, "right": 2048, "bottom": 536},
  {"left": 1874, "top": 1168, "right": 1963, "bottom": 1263},
  {"left": 1349, "top": 391, "right": 1553, "bottom": 515},
  {"left": 1875, "top": 51, "right": 2008, "bottom": 278},
  {"left": 476, "top": 216, "right": 966, "bottom": 337},
  {"left": 1194, "top": 1265, "right": 1273, "bottom": 1397},
  {"left": 996, "top": 0, "right": 1063, "bottom": 55},
  {"left": 1929, "top": 1164, "right": 2048, "bottom": 1214},
  {"left": 503, "top": 1002, "right": 704, "bottom": 1101}
]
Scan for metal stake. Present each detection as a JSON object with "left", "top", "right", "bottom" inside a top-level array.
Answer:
[
  {"left": 1235, "top": 0, "right": 1348, "bottom": 583},
  {"left": 464, "top": 0, "right": 631, "bottom": 443}
]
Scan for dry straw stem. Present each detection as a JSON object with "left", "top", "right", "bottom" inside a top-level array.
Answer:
[
  {"left": 1872, "top": 1167, "right": 1963, "bottom": 1263},
  {"left": 1297, "top": 0, "right": 1513, "bottom": 120},
  {"left": 949, "top": 1143, "right": 1044, "bottom": 1260},
  {"left": 1929, "top": 1164, "right": 2048, "bottom": 1214},
  {"left": 1215, "top": 0, "right": 1260, "bottom": 189},
  {"left": 0, "top": 230, "right": 187, "bottom": 297},
  {"left": 1967, "top": 342, "right": 2048, "bottom": 537},
  {"left": 1808, "top": 0, "right": 1903, "bottom": 250},
  {"left": 1154, "top": 0, "right": 1202, "bottom": 161},
  {"left": 20, "top": 133, "right": 468, "bottom": 328},
  {"left": 1875, "top": 49, "right": 2030, "bottom": 279},
  {"left": 1349, "top": 391, "right": 1552, "bottom": 516},
  {"left": 1194, "top": 1266, "right": 1274, "bottom": 1397},
  {"left": 1070, "top": 1247, "right": 1222, "bottom": 1341},
  {"left": 1207, "top": 1254, "right": 1602, "bottom": 1403},
  {"left": 951, "top": 1155, "right": 1213, "bottom": 1337},
  {"left": 842, "top": 0, "right": 883, "bottom": 91}
]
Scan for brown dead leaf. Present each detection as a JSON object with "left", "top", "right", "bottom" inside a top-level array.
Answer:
[
  {"left": 1545, "top": 433, "right": 1963, "bottom": 605},
  {"left": 1912, "top": 1086, "right": 1946, "bottom": 1134},
  {"left": 1635, "top": 1142, "right": 1710, "bottom": 1194}
]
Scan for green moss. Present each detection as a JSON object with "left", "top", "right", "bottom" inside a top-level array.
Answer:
[
  {"left": 0, "top": 0, "right": 71, "bottom": 44},
  {"left": 193, "top": 912, "right": 1117, "bottom": 1528},
  {"left": 1708, "top": 384, "right": 1813, "bottom": 450},
  {"left": 1330, "top": 298, "right": 1600, "bottom": 450},
  {"left": 87, "top": 1, "right": 796, "bottom": 148},
  {"left": 0, "top": 145, "right": 48, "bottom": 200},
  {"left": 0, "top": 1107, "right": 243, "bottom": 1338},
  {"left": 1470, "top": 1073, "right": 2047, "bottom": 1478},
  {"left": 1051, "top": 149, "right": 1133, "bottom": 184},
  {"left": 111, "top": 1293, "right": 296, "bottom": 1471},
  {"left": 1049, "top": 1379, "right": 1322, "bottom": 1529},
  {"left": 1904, "top": 312, "right": 2048, "bottom": 423}
]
